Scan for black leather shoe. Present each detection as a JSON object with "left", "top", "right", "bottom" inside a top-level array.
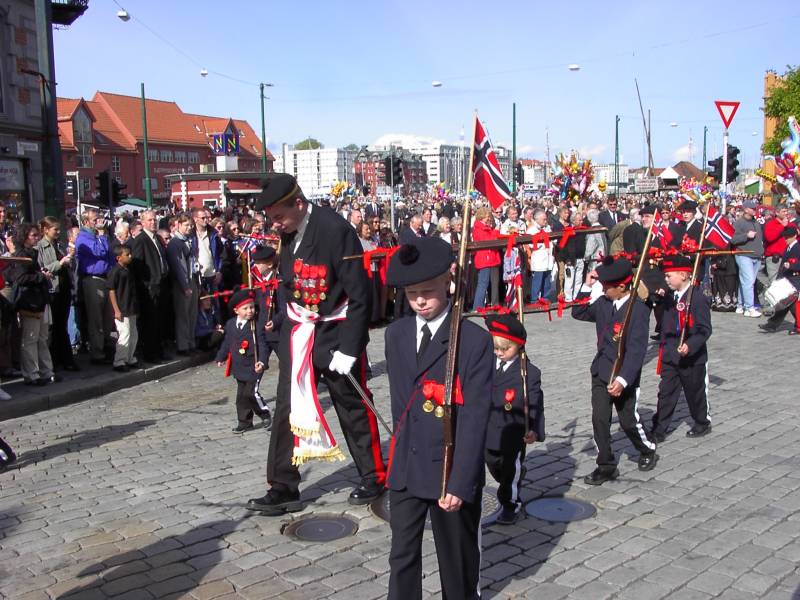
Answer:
[
  {"left": 583, "top": 468, "right": 619, "bottom": 486},
  {"left": 758, "top": 324, "right": 778, "bottom": 333},
  {"left": 638, "top": 453, "right": 659, "bottom": 471},
  {"left": 495, "top": 504, "right": 521, "bottom": 525},
  {"left": 788, "top": 329, "right": 799, "bottom": 336},
  {"left": 686, "top": 425, "right": 711, "bottom": 438},
  {"left": 232, "top": 423, "right": 254, "bottom": 434},
  {"left": 246, "top": 490, "right": 303, "bottom": 515},
  {"left": 348, "top": 480, "right": 385, "bottom": 505},
  {"left": 260, "top": 413, "right": 272, "bottom": 432}
]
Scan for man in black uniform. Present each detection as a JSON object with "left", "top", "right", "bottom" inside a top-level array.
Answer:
[
  {"left": 572, "top": 256, "right": 658, "bottom": 484},
  {"left": 760, "top": 225, "right": 800, "bottom": 335},
  {"left": 384, "top": 236, "right": 493, "bottom": 600},
  {"left": 651, "top": 255, "right": 713, "bottom": 441},
  {"left": 247, "top": 174, "right": 385, "bottom": 516}
]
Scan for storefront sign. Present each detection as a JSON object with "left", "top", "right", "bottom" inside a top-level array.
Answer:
[{"left": 0, "top": 159, "right": 24, "bottom": 190}]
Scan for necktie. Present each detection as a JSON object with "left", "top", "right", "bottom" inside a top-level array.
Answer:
[
  {"left": 496, "top": 361, "right": 506, "bottom": 375},
  {"left": 417, "top": 324, "right": 432, "bottom": 365}
]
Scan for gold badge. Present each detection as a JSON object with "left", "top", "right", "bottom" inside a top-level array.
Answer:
[
  {"left": 293, "top": 290, "right": 301, "bottom": 299},
  {"left": 422, "top": 399, "right": 434, "bottom": 413},
  {"left": 239, "top": 348, "right": 246, "bottom": 355},
  {"left": 319, "top": 292, "right": 327, "bottom": 301},
  {"left": 504, "top": 402, "right": 513, "bottom": 412},
  {"left": 434, "top": 406, "right": 445, "bottom": 418}
]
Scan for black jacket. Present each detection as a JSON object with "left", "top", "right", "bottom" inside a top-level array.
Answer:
[
  {"left": 215, "top": 317, "right": 268, "bottom": 382},
  {"left": 131, "top": 231, "right": 168, "bottom": 296},
  {"left": 572, "top": 292, "right": 650, "bottom": 386},
  {"left": 598, "top": 209, "right": 625, "bottom": 231},
  {"left": 659, "top": 288, "right": 712, "bottom": 367},
  {"left": 384, "top": 312, "right": 493, "bottom": 501},
  {"left": 255, "top": 271, "right": 285, "bottom": 344},
  {"left": 166, "top": 235, "right": 195, "bottom": 292},
  {"left": 278, "top": 204, "right": 371, "bottom": 366},
  {"left": 485, "top": 357, "right": 545, "bottom": 452},
  {"left": 779, "top": 240, "right": 800, "bottom": 287},
  {"left": 9, "top": 246, "right": 50, "bottom": 313}
]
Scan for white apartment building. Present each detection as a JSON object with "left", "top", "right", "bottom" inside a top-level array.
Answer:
[{"left": 277, "top": 144, "right": 357, "bottom": 197}]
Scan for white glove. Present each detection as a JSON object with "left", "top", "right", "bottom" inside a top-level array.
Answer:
[{"left": 328, "top": 350, "right": 357, "bottom": 375}]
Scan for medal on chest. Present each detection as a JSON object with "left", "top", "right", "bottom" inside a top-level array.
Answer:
[
  {"left": 292, "top": 259, "right": 329, "bottom": 312},
  {"left": 239, "top": 340, "right": 249, "bottom": 355},
  {"left": 612, "top": 322, "right": 622, "bottom": 342},
  {"left": 503, "top": 388, "right": 515, "bottom": 412}
]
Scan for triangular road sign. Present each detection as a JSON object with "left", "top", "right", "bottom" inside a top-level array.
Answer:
[{"left": 715, "top": 100, "right": 740, "bottom": 129}]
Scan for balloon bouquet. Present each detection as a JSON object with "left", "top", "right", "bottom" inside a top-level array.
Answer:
[
  {"left": 548, "top": 153, "right": 595, "bottom": 202},
  {"left": 760, "top": 116, "right": 800, "bottom": 201}
]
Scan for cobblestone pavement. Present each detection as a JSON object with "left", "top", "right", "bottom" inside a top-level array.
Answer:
[{"left": 1, "top": 310, "right": 799, "bottom": 600}]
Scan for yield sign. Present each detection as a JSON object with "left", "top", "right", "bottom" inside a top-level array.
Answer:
[{"left": 715, "top": 100, "right": 740, "bottom": 129}]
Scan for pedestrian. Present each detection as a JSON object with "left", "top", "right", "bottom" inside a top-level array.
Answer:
[
  {"left": 215, "top": 288, "right": 270, "bottom": 433},
  {"left": 167, "top": 214, "right": 199, "bottom": 355},
  {"left": 107, "top": 245, "right": 139, "bottom": 372},
  {"left": 484, "top": 314, "right": 544, "bottom": 525},
  {"left": 651, "top": 255, "right": 713, "bottom": 442},
  {"left": 247, "top": 174, "right": 385, "bottom": 515},
  {"left": 527, "top": 209, "right": 553, "bottom": 302},
  {"left": 251, "top": 244, "right": 283, "bottom": 410},
  {"left": 572, "top": 256, "right": 658, "bottom": 484},
  {"left": 75, "top": 209, "right": 113, "bottom": 363},
  {"left": 384, "top": 236, "right": 492, "bottom": 600},
  {"left": 731, "top": 200, "right": 764, "bottom": 317},
  {"left": 759, "top": 225, "right": 800, "bottom": 334},
  {"left": 472, "top": 206, "right": 501, "bottom": 309},
  {"left": 763, "top": 204, "right": 790, "bottom": 286}
]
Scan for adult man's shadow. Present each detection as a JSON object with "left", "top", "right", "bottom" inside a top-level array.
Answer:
[
  {"left": 12, "top": 419, "right": 157, "bottom": 469},
  {"left": 54, "top": 517, "right": 247, "bottom": 599},
  {"left": 483, "top": 418, "right": 583, "bottom": 599}
]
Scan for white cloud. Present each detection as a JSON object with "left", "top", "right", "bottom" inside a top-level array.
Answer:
[
  {"left": 577, "top": 144, "right": 607, "bottom": 159},
  {"left": 672, "top": 144, "right": 691, "bottom": 162},
  {"left": 372, "top": 133, "right": 448, "bottom": 149}
]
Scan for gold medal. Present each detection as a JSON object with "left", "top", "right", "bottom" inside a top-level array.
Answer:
[
  {"left": 311, "top": 305, "right": 319, "bottom": 313},
  {"left": 504, "top": 402, "right": 513, "bottom": 412},
  {"left": 239, "top": 348, "right": 246, "bottom": 355},
  {"left": 319, "top": 292, "right": 327, "bottom": 301},
  {"left": 422, "top": 399, "right": 434, "bottom": 413},
  {"left": 320, "top": 278, "right": 326, "bottom": 287},
  {"left": 293, "top": 290, "right": 301, "bottom": 299},
  {"left": 434, "top": 406, "right": 445, "bottom": 418}
]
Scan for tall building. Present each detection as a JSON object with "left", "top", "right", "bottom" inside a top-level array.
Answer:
[
  {"left": 519, "top": 159, "right": 550, "bottom": 191},
  {"left": 404, "top": 143, "right": 469, "bottom": 192},
  {"left": 275, "top": 145, "right": 357, "bottom": 198},
  {"left": 57, "top": 91, "right": 272, "bottom": 207},
  {"left": 353, "top": 147, "right": 427, "bottom": 197}
]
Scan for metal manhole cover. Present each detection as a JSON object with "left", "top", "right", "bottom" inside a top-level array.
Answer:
[
  {"left": 282, "top": 514, "right": 359, "bottom": 542},
  {"left": 525, "top": 497, "right": 596, "bottom": 522},
  {"left": 370, "top": 487, "right": 502, "bottom": 527}
]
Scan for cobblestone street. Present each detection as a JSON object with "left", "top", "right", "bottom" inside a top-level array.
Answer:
[{"left": 1, "top": 310, "right": 799, "bottom": 600}]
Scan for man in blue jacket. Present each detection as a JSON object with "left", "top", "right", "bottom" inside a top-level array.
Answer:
[{"left": 75, "top": 209, "right": 112, "bottom": 363}]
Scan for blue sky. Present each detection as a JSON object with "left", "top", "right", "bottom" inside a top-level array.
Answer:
[{"left": 54, "top": 1, "right": 798, "bottom": 170}]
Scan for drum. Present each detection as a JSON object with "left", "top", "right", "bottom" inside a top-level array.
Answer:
[{"left": 764, "top": 277, "right": 799, "bottom": 313}]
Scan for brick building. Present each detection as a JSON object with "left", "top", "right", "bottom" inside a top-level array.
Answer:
[
  {"left": 57, "top": 91, "right": 273, "bottom": 208},
  {"left": 354, "top": 147, "right": 427, "bottom": 197}
]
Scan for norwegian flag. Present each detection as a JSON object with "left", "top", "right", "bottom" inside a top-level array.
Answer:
[
  {"left": 472, "top": 117, "right": 512, "bottom": 209},
  {"left": 703, "top": 205, "right": 734, "bottom": 249},
  {"left": 652, "top": 210, "right": 673, "bottom": 246}
]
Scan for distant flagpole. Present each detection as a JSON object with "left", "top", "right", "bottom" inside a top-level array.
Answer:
[{"left": 466, "top": 111, "right": 478, "bottom": 196}]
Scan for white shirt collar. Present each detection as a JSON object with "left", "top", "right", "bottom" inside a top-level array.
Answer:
[
  {"left": 613, "top": 293, "right": 631, "bottom": 311},
  {"left": 674, "top": 286, "right": 690, "bottom": 302},
  {"left": 416, "top": 304, "right": 450, "bottom": 348},
  {"left": 496, "top": 355, "right": 518, "bottom": 371},
  {"left": 292, "top": 203, "right": 313, "bottom": 252},
  {"left": 236, "top": 318, "right": 249, "bottom": 329}
]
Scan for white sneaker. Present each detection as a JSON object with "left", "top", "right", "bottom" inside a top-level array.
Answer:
[
  {"left": 735, "top": 307, "right": 744, "bottom": 314},
  {"left": 0, "top": 387, "right": 11, "bottom": 401},
  {"left": 745, "top": 308, "right": 762, "bottom": 318}
]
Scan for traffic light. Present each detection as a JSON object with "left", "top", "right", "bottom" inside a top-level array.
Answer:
[
  {"left": 707, "top": 157, "right": 723, "bottom": 183},
  {"left": 383, "top": 156, "right": 392, "bottom": 185},
  {"left": 726, "top": 145, "right": 740, "bottom": 182},
  {"left": 112, "top": 179, "right": 128, "bottom": 204},
  {"left": 95, "top": 170, "right": 110, "bottom": 206},
  {"left": 514, "top": 162, "right": 524, "bottom": 185},
  {"left": 65, "top": 175, "right": 77, "bottom": 200},
  {"left": 392, "top": 158, "right": 403, "bottom": 185}
]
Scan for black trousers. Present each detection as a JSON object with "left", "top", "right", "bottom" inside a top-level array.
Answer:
[
  {"left": 49, "top": 289, "right": 74, "bottom": 368},
  {"left": 267, "top": 353, "right": 386, "bottom": 495},
  {"left": 138, "top": 281, "right": 170, "bottom": 360},
  {"left": 591, "top": 376, "right": 656, "bottom": 469},
  {"left": 388, "top": 488, "right": 482, "bottom": 600},
  {"left": 767, "top": 302, "right": 799, "bottom": 330},
  {"left": 235, "top": 379, "right": 268, "bottom": 425},
  {"left": 0, "top": 436, "right": 15, "bottom": 465},
  {"left": 652, "top": 362, "right": 710, "bottom": 435},
  {"left": 485, "top": 444, "right": 526, "bottom": 509}
]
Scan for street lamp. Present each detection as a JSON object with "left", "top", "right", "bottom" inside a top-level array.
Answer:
[
  {"left": 568, "top": 64, "right": 581, "bottom": 71},
  {"left": 669, "top": 122, "right": 678, "bottom": 128},
  {"left": 200, "top": 68, "right": 208, "bottom": 77},
  {"left": 116, "top": 9, "right": 130, "bottom": 21},
  {"left": 432, "top": 80, "right": 442, "bottom": 87},
  {"left": 259, "top": 82, "right": 274, "bottom": 174}
]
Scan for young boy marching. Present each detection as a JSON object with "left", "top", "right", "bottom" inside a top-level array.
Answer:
[
  {"left": 572, "top": 256, "right": 658, "bottom": 484},
  {"left": 384, "top": 236, "right": 493, "bottom": 600},
  {"left": 251, "top": 245, "right": 284, "bottom": 410},
  {"left": 650, "top": 255, "right": 713, "bottom": 441},
  {"left": 215, "top": 288, "right": 271, "bottom": 433},
  {"left": 484, "top": 313, "right": 545, "bottom": 525}
]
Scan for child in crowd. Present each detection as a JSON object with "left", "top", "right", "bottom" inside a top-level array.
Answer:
[{"left": 107, "top": 245, "right": 139, "bottom": 373}]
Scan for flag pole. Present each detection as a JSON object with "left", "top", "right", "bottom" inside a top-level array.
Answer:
[
  {"left": 515, "top": 284, "right": 530, "bottom": 438},
  {"left": 678, "top": 199, "right": 712, "bottom": 347}
]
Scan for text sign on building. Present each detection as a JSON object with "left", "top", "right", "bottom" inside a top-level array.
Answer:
[
  {"left": 212, "top": 133, "right": 240, "bottom": 157},
  {"left": 0, "top": 159, "right": 24, "bottom": 190},
  {"left": 634, "top": 176, "right": 659, "bottom": 193}
]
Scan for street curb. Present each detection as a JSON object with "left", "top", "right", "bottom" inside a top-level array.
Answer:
[{"left": 0, "top": 352, "right": 214, "bottom": 421}]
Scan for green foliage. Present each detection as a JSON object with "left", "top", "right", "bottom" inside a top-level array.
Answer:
[
  {"left": 763, "top": 65, "right": 800, "bottom": 156},
  {"left": 344, "top": 143, "right": 360, "bottom": 151},
  {"left": 295, "top": 138, "right": 323, "bottom": 150}
]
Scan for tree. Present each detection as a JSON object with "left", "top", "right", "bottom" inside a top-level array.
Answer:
[
  {"left": 295, "top": 137, "right": 323, "bottom": 150},
  {"left": 344, "top": 143, "right": 360, "bottom": 151},
  {"left": 763, "top": 66, "right": 800, "bottom": 156}
]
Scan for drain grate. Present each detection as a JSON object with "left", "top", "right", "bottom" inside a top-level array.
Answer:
[
  {"left": 525, "top": 497, "right": 596, "bottom": 522},
  {"left": 282, "top": 514, "right": 359, "bottom": 542},
  {"left": 370, "top": 487, "right": 502, "bottom": 526}
]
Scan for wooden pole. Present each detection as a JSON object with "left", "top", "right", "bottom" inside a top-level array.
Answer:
[{"left": 678, "top": 200, "right": 712, "bottom": 347}]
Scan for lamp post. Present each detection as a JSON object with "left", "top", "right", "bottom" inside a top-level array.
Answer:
[
  {"left": 614, "top": 115, "right": 620, "bottom": 198},
  {"left": 259, "top": 83, "right": 273, "bottom": 173}
]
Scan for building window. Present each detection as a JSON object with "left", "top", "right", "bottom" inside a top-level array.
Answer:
[
  {"left": 74, "top": 109, "right": 93, "bottom": 168},
  {"left": 175, "top": 151, "right": 186, "bottom": 163},
  {"left": 160, "top": 150, "right": 173, "bottom": 162},
  {"left": 188, "top": 152, "right": 199, "bottom": 164},
  {"left": 111, "top": 156, "right": 120, "bottom": 172},
  {"left": 149, "top": 149, "right": 158, "bottom": 162}
]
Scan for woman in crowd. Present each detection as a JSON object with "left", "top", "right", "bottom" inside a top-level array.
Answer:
[
  {"left": 583, "top": 208, "right": 606, "bottom": 272},
  {"left": 357, "top": 221, "right": 382, "bottom": 325},
  {"left": 471, "top": 207, "right": 501, "bottom": 310},
  {"left": 432, "top": 217, "right": 452, "bottom": 244}
]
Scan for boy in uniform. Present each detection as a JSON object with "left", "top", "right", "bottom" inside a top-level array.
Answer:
[
  {"left": 107, "top": 245, "right": 139, "bottom": 372},
  {"left": 252, "top": 245, "right": 283, "bottom": 409},
  {"left": 572, "top": 256, "right": 658, "bottom": 484},
  {"left": 651, "top": 255, "right": 713, "bottom": 441},
  {"left": 384, "top": 236, "right": 493, "bottom": 600},
  {"left": 484, "top": 314, "right": 545, "bottom": 525},
  {"left": 215, "top": 288, "right": 271, "bottom": 433}
]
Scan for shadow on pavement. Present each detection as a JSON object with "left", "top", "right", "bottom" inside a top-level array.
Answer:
[
  {"left": 15, "top": 419, "right": 157, "bottom": 468},
  {"left": 55, "top": 517, "right": 248, "bottom": 599}
]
